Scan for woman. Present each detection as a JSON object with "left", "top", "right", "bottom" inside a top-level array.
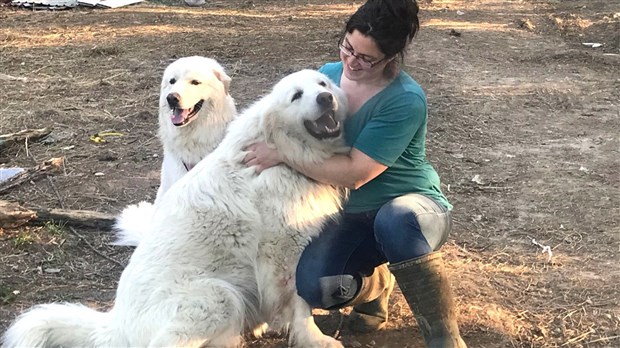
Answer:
[{"left": 245, "top": 0, "right": 466, "bottom": 346}]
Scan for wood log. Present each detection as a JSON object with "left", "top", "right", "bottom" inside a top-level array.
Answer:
[
  {"left": 0, "top": 200, "right": 115, "bottom": 230},
  {"left": 0, "top": 157, "right": 64, "bottom": 194},
  {"left": 0, "top": 128, "right": 51, "bottom": 148},
  {"left": 0, "top": 200, "right": 36, "bottom": 228},
  {"left": 34, "top": 208, "right": 116, "bottom": 230}
]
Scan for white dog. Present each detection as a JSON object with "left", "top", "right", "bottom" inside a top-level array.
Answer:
[
  {"left": 2, "top": 69, "right": 348, "bottom": 348},
  {"left": 114, "top": 56, "right": 236, "bottom": 246}
]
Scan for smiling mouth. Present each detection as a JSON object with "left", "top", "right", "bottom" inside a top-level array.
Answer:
[
  {"left": 345, "top": 62, "right": 362, "bottom": 72},
  {"left": 304, "top": 110, "right": 341, "bottom": 139},
  {"left": 171, "top": 99, "right": 204, "bottom": 127}
]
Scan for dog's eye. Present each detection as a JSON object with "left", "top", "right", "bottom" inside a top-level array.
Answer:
[
  {"left": 191, "top": 80, "right": 201, "bottom": 86},
  {"left": 319, "top": 81, "right": 327, "bottom": 87},
  {"left": 169, "top": 78, "right": 176, "bottom": 84},
  {"left": 291, "top": 90, "right": 303, "bottom": 102}
]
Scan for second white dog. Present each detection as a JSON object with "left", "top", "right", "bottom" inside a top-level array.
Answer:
[
  {"left": 2, "top": 69, "right": 348, "bottom": 348},
  {"left": 114, "top": 56, "right": 236, "bottom": 246}
]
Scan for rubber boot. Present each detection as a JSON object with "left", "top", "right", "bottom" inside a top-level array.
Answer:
[
  {"left": 389, "top": 252, "right": 467, "bottom": 348},
  {"left": 347, "top": 263, "right": 395, "bottom": 333}
]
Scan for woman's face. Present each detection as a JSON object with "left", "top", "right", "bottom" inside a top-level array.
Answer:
[{"left": 339, "top": 30, "right": 391, "bottom": 82}]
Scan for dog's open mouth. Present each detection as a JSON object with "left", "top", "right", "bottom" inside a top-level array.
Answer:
[
  {"left": 171, "top": 99, "right": 204, "bottom": 127},
  {"left": 304, "top": 110, "right": 341, "bottom": 139}
]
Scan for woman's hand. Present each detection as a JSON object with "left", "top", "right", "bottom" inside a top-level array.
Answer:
[{"left": 243, "top": 142, "right": 283, "bottom": 173}]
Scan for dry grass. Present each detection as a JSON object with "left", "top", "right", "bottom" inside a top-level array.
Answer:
[{"left": 1, "top": 0, "right": 619, "bottom": 347}]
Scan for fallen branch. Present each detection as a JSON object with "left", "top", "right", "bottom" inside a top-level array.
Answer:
[
  {"left": 587, "top": 335, "right": 620, "bottom": 344},
  {"left": 0, "top": 157, "right": 64, "bottom": 194},
  {"left": 0, "top": 73, "right": 30, "bottom": 82},
  {"left": 0, "top": 200, "right": 37, "bottom": 228},
  {"left": 44, "top": 174, "right": 124, "bottom": 268},
  {"left": 0, "top": 199, "right": 115, "bottom": 230},
  {"left": 0, "top": 128, "right": 51, "bottom": 148},
  {"left": 35, "top": 208, "right": 116, "bottom": 230}
]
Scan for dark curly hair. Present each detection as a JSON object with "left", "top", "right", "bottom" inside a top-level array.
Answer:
[{"left": 344, "top": 0, "right": 420, "bottom": 74}]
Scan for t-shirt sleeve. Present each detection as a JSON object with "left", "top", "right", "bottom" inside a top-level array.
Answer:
[
  {"left": 318, "top": 63, "right": 341, "bottom": 85},
  {"left": 353, "top": 92, "right": 427, "bottom": 167}
]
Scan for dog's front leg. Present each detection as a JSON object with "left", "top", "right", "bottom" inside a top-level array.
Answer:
[{"left": 287, "top": 295, "right": 343, "bottom": 348}]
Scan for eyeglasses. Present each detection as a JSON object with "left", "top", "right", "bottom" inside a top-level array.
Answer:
[{"left": 338, "top": 37, "right": 388, "bottom": 70}]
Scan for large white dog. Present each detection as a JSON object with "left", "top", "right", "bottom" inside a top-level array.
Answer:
[
  {"left": 114, "top": 56, "right": 236, "bottom": 246},
  {"left": 2, "top": 69, "right": 348, "bottom": 348}
]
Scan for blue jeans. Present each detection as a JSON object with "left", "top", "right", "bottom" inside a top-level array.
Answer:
[{"left": 296, "top": 193, "right": 451, "bottom": 309}]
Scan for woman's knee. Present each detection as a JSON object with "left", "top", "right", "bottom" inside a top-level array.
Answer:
[{"left": 374, "top": 194, "right": 450, "bottom": 261}]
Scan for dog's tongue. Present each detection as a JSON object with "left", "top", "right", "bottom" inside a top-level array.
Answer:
[{"left": 171, "top": 108, "right": 189, "bottom": 125}]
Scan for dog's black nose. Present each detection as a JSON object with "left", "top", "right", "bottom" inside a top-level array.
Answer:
[
  {"left": 316, "top": 92, "right": 333, "bottom": 108},
  {"left": 167, "top": 93, "right": 181, "bottom": 108}
]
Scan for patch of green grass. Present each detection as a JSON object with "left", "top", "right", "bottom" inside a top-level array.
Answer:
[
  {"left": 12, "top": 230, "right": 36, "bottom": 248},
  {"left": 44, "top": 220, "right": 67, "bottom": 238},
  {"left": 0, "top": 284, "right": 17, "bottom": 305}
]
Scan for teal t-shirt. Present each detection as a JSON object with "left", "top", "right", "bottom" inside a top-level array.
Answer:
[{"left": 319, "top": 62, "right": 452, "bottom": 213}]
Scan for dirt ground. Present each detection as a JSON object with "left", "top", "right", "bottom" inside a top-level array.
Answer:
[{"left": 0, "top": 0, "right": 618, "bottom": 346}]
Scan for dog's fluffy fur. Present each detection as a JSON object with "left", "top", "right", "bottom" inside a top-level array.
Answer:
[
  {"left": 2, "top": 69, "right": 348, "bottom": 348},
  {"left": 114, "top": 56, "right": 236, "bottom": 246}
]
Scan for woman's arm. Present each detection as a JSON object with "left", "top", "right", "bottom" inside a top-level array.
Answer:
[{"left": 244, "top": 142, "right": 387, "bottom": 189}]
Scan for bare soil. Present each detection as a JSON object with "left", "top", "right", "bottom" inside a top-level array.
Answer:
[{"left": 0, "top": 0, "right": 618, "bottom": 347}]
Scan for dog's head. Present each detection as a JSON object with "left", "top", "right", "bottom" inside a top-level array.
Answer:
[
  {"left": 261, "top": 70, "right": 348, "bottom": 162},
  {"left": 159, "top": 56, "right": 232, "bottom": 128}
]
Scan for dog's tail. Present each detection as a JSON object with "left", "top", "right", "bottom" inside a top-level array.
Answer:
[
  {"left": 113, "top": 201, "right": 155, "bottom": 246},
  {"left": 2, "top": 303, "right": 117, "bottom": 348}
]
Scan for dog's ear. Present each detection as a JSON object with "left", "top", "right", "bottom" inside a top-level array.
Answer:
[
  {"left": 259, "top": 97, "right": 287, "bottom": 147},
  {"left": 213, "top": 68, "right": 232, "bottom": 95},
  {"left": 260, "top": 106, "right": 308, "bottom": 167}
]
